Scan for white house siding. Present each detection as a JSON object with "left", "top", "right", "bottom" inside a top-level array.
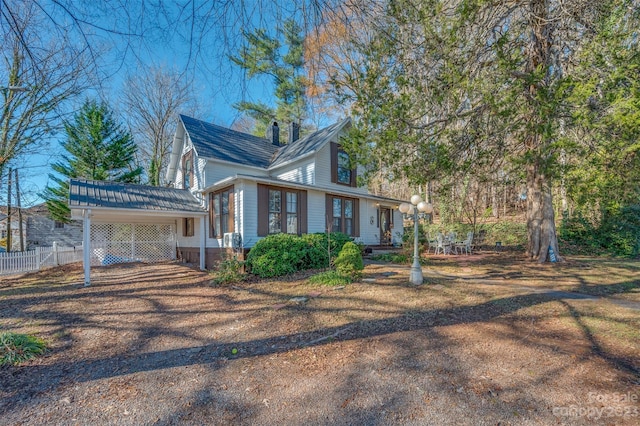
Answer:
[
  {"left": 175, "top": 216, "right": 204, "bottom": 248},
  {"left": 204, "top": 162, "right": 266, "bottom": 187},
  {"left": 272, "top": 158, "right": 315, "bottom": 185},
  {"left": 239, "top": 181, "right": 259, "bottom": 248}
]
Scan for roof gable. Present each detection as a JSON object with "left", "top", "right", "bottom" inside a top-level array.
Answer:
[
  {"left": 69, "top": 178, "right": 205, "bottom": 213},
  {"left": 269, "top": 118, "right": 351, "bottom": 168},
  {"left": 180, "top": 115, "right": 278, "bottom": 168},
  {"left": 180, "top": 115, "right": 352, "bottom": 170}
]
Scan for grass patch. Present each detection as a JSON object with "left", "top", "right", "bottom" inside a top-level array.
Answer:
[
  {"left": 0, "top": 332, "right": 47, "bottom": 366},
  {"left": 308, "top": 270, "right": 352, "bottom": 286}
]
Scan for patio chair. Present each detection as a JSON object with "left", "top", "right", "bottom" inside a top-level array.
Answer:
[
  {"left": 454, "top": 232, "right": 474, "bottom": 255},
  {"left": 435, "top": 233, "right": 452, "bottom": 255},
  {"left": 425, "top": 232, "right": 438, "bottom": 254}
]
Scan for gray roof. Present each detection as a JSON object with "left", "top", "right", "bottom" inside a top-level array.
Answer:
[
  {"left": 69, "top": 179, "right": 206, "bottom": 213},
  {"left": 181, "top": 114, "right": 278, "bottom": 168},
  {"left": 180, "top": 115, "right": 351, "bottom": 169},
  {"left": 270, "top": 118, "right": 351, "bottom": 168}
]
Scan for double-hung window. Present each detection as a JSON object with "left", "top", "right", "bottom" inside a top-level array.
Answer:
[
  {"left": 182, "top": 150, "right": 194, "bottom": 189},
  {"left": 331, "top": 142, "right": 357, "bottom": 187},
  {"left": 258, "top": 184, "right": 307, "bottom": 236},
  {"left": 327, "top": 195, "right": 359, "bottom": 237},
  {"left": 209, "top": 186, "right": 234, "bottom": 238}
]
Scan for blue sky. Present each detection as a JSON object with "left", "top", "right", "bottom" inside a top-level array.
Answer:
[{"left": 14, "top": 2, "right": 316, "bottom": 207}]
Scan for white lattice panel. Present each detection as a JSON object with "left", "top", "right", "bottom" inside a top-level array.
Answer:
[{"left": 90, "top": 223, "right": 176, "bottom": 266}]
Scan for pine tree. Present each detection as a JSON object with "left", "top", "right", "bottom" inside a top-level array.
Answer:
[
  {"left": 230, "top": 19, "right": 308, "bottom": 139},
  {"left": 43, "top": 99, "right": 142, "bottom": 222}
]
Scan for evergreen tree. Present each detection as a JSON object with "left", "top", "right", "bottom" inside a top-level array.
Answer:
[
  {"left": 325, "top": 0, "right": 639, "bottom": 262},
  {"left": 230, "top": 19, "right": 308, "bottom": 139},
  {"left": 43, "top": 99, "right": 142, "bottom": 222}
]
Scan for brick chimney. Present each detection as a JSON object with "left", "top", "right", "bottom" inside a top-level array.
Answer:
[
  {"left": 288, "top": 122, "right": 300, "bottom": 144},
  {"left": 266, "top": 122, "right": 280, "bottom": 146}
]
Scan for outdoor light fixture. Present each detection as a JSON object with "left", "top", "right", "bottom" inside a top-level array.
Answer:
[{"left": 399, "top": 195, "right": 433, "bottom": 285}]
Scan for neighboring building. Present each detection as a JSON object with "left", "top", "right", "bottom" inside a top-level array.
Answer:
[
  {"left": 24, "top": 203, "right": 83, "bottom": 249},
  {"left": 68, "top": 115, "right": 403, "bottom": 270},
  {"left": 0, "top": 204, "right": 83, "bottom": 251}
]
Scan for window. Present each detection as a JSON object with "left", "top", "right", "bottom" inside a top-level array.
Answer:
[
  {"left": 183, "top": 218, "right": 194, "bottom": 237},
  {"left": 330, "top": 142, "right": 357, "bottom": 187},
  {"left": 326, "top": 195, "right": 359, "bottom": 237},
  {"left": 337, "top": 151, "right": 351, "bottom": 184},
  {"left": 268, "top": 189, "right": 281, "bottom": 234},
  {"left": 209, "top": 186, "right": 234, "bottom": 238},
  {"left": 182, "top": 150, "right": 194, "bottom": 189},
  {"left": 54, "top": 221, "right": 65, "bottom": 229},
  {"left": 257, "top": 184, "right": 307, "bottom": 236}
]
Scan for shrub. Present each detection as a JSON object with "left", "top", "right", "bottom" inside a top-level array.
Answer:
[
  {"left": 334, "top": 241, "right": 364, "bottom": 280},
  {"left": 0, "top": 332, "right": 47, "bottom": 366},
  {"left": 561, "top": 205, "right": 640, "bottom": 257},
  {"left": 210, "top": 255, "right": 245, "bottom": 285},
  {"left": 246, "top": 232, "right": 353, "bottom": 278},
  {"left": 308, "top": 270, "right": 352, "bottom": 286}
]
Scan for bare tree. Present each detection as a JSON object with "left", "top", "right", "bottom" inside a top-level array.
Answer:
[
  {"left": 0, "top": 1, "right": 92, "bottom": 202},
  {"left": 123, "top": 66, "right": 200, "bottom": 186}
]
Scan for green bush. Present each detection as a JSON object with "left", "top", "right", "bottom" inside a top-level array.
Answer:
[
  {"left": 246, "top": 232, "right": 353, "bottom": 278},
  {"left": 308, "top": 270, "right": 352, "bottom": 286},
  {"left": 334, "top": 241, "right": 364, "bottom": 280},
  {"left": 0, "top": 332, "right": 47, "bottom": 366},
  {"left": 370, "top": 252, "right": 413, "bottom": 264},
  {"left": 561, "top": 205, "right": 640, "bottom": 257},
  {"left": 210, "top": 255, "right": 245, "bottom": 285}
]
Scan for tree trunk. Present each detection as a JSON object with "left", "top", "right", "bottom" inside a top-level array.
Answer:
[{"left": 526, "top": 160, "right": 561, "bottom": 262}]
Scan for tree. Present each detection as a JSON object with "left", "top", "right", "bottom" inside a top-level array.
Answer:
[
  {"left": 0, "top": 1, "right": 92, "bottom": 202},
  {"left": 230, "top": 19, "right": 309, "bottom": 139},
  {"left": 123, "top": 66, "right": 199, "bottom": 186},
  {"left": 43, "top": 99, "right": 142, "bottom": 222},
  {"left": 322, "top": 0, "right": 639, "bottom": 262}
]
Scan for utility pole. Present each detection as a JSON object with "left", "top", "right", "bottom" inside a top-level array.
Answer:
[
  {"left": 16, "top": 169, "right": 24, "bottom": 251},
  {"left": 6, "top": 167, "right": 12, "bottom": 252}
]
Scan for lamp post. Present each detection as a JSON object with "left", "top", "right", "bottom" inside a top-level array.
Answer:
[{"left": 399, "top": 195, "right": 433, "bottom": 285}]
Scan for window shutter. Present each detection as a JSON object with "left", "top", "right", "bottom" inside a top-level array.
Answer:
[
  {"left": 299, "top": 190, "right": 308, "bottom": 234},
  {"left": 353, "top": 199, "right": 360, "bottom": 237},
  {"left": 257, "top": 184, "right": 268, "bottom": 236},
  {"left": 330, "top": 142, "right": 338, "bottom": 183},
  {"left": 228, "top": 189, "right": 235, "bottom": 233},
  {"left": 350, "top": 165, "right": 357, "bottom": 187}
]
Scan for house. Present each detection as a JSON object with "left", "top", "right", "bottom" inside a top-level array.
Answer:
[
  {"left": 164, "top": 115, "right": 403, "bottom": 267},
  {"left": 24, "top": 203, "right": 83, "bottom": 249},
  {"left": 67, "top": 115, "right": 403, "bottom": 282}
]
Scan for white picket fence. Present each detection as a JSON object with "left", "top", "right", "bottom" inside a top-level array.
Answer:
[{"left": 0, "top": 243, "right": 83, "bottom": 276}]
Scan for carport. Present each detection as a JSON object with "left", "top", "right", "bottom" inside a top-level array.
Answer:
[{"left": 69, "top": 178, "right": 207, "bottom": 286}]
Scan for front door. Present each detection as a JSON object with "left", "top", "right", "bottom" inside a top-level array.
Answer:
[{"left": 380, "top": 208, "right": 391, "bottom": 246}]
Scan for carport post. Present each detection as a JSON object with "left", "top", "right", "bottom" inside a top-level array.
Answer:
[
  {"left": 199, "top": 216, "right": 205, "bottom": 270},
  {"left": 83, "top": 209, "right": 91, "bottom": 286}
]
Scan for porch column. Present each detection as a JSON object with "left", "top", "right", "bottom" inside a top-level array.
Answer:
[
  {"left": 83, "top": 209, "right": 91, "bottom": 286},
  {"left": 199, "top": 216, "right": 205, "bottom": 270}
]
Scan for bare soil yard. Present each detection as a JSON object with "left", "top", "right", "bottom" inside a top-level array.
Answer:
[{"left": 1, "top": 252, "right": 639, "bottom": 425}]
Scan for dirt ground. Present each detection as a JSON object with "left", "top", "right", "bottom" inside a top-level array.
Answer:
[{"left": 1, "top": 252, "right": 639, "bottom": 425}]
